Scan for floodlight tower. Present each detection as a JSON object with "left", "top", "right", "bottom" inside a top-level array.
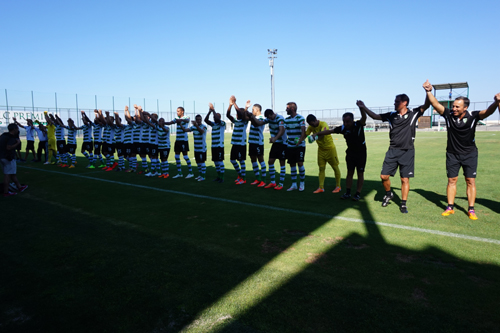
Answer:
[{"left": 268, "top": 49, "right": 277, "bottom": 111}]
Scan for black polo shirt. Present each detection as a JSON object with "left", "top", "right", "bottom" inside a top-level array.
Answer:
[
  {"left": 380, "top": 108, "right": 423, "bottom": 150},
  {"left": 332, "top": 120, "right": 366, "bottom": 153},
  {"left": 443, "top": 108, "right": 481, "bottom": 154}
]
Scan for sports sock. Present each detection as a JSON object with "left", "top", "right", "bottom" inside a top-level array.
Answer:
[
  {"left": 280, "top": 165, "right": 286, "bottom": 184},
  {"left": 447, "top": 204, "right": 454, "bottom": 210},
  {"left": 468, "top": 206, "right": 474, "bottom": 211},
  {"left": 230, "top": 160, "right": 240, "bottom": 174},
  {"left": 386, "top": 190, "right": 392, "bottom": 196},
  {"left": 299, "top": 165, "right": 305, "bottom": 181},
  {"left": 252, "top": 162, "right": 260, "bottom": 180},
  {"left": 130, "top": 157, "right": 137, "bottom": 170},
  {"left": 83, "top": 151, "right": 90, "bottom": 161},
  {"left": 220, "top": 162, "right": 225, "bottom": 179},
  {"left": 240, "top": 161, "right": 246, "bottom": 179},
  {"left": 141, "top": 158, "right": 148, "bottom": 170},
  {"left": 269, "top": 164, "right": 275, "bottom": 181},
  {"left": 291, "top": 166, "right": 297, "bottom": 181},
  {"left": 119, "top": 156, "right": 125, "bottom": 169},
  {"left": 332, "top": 164, "right": 341, "bottom": 187},
  {"left": 161, "top": 160, "right": 169, "bottom": 174},
  {"left": 355, "top": 191, "right": 361, "bottom": 196},
  {"left": 215, "top": 161, "right": 220, "bottom": 173},
  {"left": 184, "top": 155, "right": 192, "bottom": 173},
  {"left": 71, "top": 154, "right": 76, "bottom": 165},
  {"left": 200, "top": 162, "right": 206, "bottom": 177},
  {"left": 89, "top": 153, "right": 94, "bottom": 163},
  {"left": 175, "top": 154, "right": 182, "bottom": 173},
  {"left": 260, "top": 161, "right": 266, "bottom": 179},
  {"left": 401, "top": 200, "right": 407, "bottom": 207}
]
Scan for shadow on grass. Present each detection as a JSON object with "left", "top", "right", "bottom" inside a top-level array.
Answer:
[{"left": 1, "top": 161, "right": 499, "bottom": 332}]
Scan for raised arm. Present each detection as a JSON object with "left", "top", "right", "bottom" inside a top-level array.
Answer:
[
  {"left": 359, "top": 107, "right": 367, "bottom": 126},
  {"left": 248, "top": 112, "right": 265, "bottom": 127},
  {"left": 423, "top": 80, "right": 445, "bottom": 115},
  {"left": 226, "top": 96, "right": 236, "bottom": 122},
  {"left": 356, "top": 100, "right": 382, "bottom": 120},
  {"left": 478, "top": 93, "right": 500, "bottom": 120},
  {"left": 12, "top": 117, "right": 23, "bottom": 127},
  {"left": 124, "top": 106, "right": 134, "bottom": 122},
  {"left": 191, "top": 120, "right": 204, "bottom": 134},
  {"left": 44, "top": 112, "right": 53, "bottom": 125},
  {"left": 114, "top": 112, "right": 123, "bottom": 127},
  {"left": 205, "top": 103, "right": 215, "bottom": 126}
]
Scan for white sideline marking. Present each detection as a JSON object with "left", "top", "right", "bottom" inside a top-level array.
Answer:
[{"left": 19, "top": 166, "right": 500, "bottom": 245}]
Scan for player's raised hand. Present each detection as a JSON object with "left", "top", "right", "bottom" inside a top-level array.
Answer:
[
  {"left": 208, "top": 103, "right": 214, "bottom": 110},
  {"left": 494, "top": 93, "right": 500, "bottom": 102},
  {"left": 423, "top": 80, "right": 433, "bottom": 92},
  {"left": 356, "top": 100, "right": 366, "bottom": 108},
  {"left": 133, "top": 104, "right": 138, "bottom": 109},
  {"left": 191, "top": 120, "right": 196, "bottom": 125},
  {"left": 245, "top": 100, "right": 251, "bottom": 109},
  {"left": 230, "top": 95, "right": 236, "bottom": 105},
  {"left": 125, "top": 106, "right": 129, "bottom": 112}
]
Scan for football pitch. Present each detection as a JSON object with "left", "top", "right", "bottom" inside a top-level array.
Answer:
[{"left": 1, "top": 131, "right": 500, "bottom": 332}]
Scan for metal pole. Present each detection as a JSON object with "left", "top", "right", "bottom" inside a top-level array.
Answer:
[
  {"left": 76, "top": 94, "right": 79, "bottom": 126},
  {"left": 268, "top": 49, "right": 277, "bottom": 111},
  {"left": 112, "top": 96, "right": 115, "bottom": 112},
  {"left": 31, "top": 90, "right": 35, "bottom": 113},
  {"left": 5, "top": 89, "right": 9, "bottom": 113}
]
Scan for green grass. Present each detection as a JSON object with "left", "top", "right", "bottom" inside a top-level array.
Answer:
[{"left": 1, "top": 131, "right": 500, "bottom": 332}]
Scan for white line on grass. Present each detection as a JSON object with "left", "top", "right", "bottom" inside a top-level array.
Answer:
[{"left": 20, "top": 166, "right": 500, "bottom": 245}]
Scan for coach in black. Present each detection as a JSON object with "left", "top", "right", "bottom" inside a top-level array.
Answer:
[
  {"left": 424, "top": 80, "right": 500, "bottom": 220},
  {"left": 357, "top": 92, "right": 430, "bottom": 213}
]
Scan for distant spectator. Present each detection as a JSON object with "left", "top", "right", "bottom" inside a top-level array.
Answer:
[
  {"left": 13, "top": 117, "right": 37, "bottom": 162},
  {"left": 34, "top": 120, "right": 48, "bottom": 162},
  {"left": 0, "top": 123, "right": 28, "bottom": 197}
]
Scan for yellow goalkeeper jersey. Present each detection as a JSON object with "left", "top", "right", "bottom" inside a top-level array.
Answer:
[{"left": 306, "top": 121, "right": 335, "bottom": 150}]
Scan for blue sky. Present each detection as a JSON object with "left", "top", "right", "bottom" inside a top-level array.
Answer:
[{"left": 1, "top": 0, "right": 499, "bottom": 113}]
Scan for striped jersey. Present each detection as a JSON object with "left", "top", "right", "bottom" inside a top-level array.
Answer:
[
  {"left": 248, "top": 115, "right": 265, "bottom": 145},
  {"left": 173, "top": 116, "right": 190, "bottom": 141},
  {"left": 264, "top": 114, "right": 286, "bottom": 144},
  {"left": 189, "top": 124, "right": 207, "bottom": 152},
  {"left": 284, "top": 114, "right": 306, "bottom": 147},
  {"left": 93, "top": 123, "right": 103, "bottom": 142},
  {"left": 82, "top": 123, "right": 93, "bottom": 142},
  {"left": 140, "top": 122, "right": 150, "bottom": 143},
  {"left": 113, "top": 125, "right": 124, "bottom": 144},
  {"left": 148, "top": 123, "right": 158, "bottom": 145},
  {"left": 132, "top": 122, "right": 141, "bottom": 143},
  {"left": 65, "top": 126, "right": 78, "bottom": 145},
  {"left": 157, "top": 124, "right": 170, "bottom": 149},
  {"left": 123, "top": 123, "right": 134, "bottom": 144},
  {"left": 208, "top": 121, "right": 225, "bottom": 148},
  {"left": 55, "top": 124, "right": 65, "bottom": 141},
  {"left": 103, "top": 124, "right": 115, "bottom": 144},
  {"left": 230, "top": 118, "right": 248, "bottom": 146}
]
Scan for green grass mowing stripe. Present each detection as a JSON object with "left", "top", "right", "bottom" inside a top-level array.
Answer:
[{"left": 19, "top": 165, "right": 500, "bottom": 245}]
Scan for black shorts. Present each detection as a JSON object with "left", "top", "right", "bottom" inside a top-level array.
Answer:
[
  {"left": 446, "top": 151, "right": 478, "bottom": 178},
  {"left": 116, "top": 143, "right": 124, "bottom": 157},
  {"left": 174, "top": 140, "right": 189, "bottom": 154},
  {"left": 346, "top": 150, "right": 367, "bottom": 172},
  {"left": 141, "top": 143, "right": 150, "bottom": 155},
  {"left": 381, "top": 148, "right": 414, "bottom": 178},
  {"left": 105, "top": 143, "right": 115, "bottom": 155},
  {"left": 211, "top": 147, "right": 225, "bottom": 162},
  {"left": 249, "top": 143, "right": 264, "bottom": 157},
  {"left": 230, "top": 145, "right": 246, "bottom": 161},
  {"left": 82, "top": 141, "right": 93, "bottom": 152},
  {"left": 149, "top": 144, "right": 159, "bottom": 159},
  {"left": 94, "top": 141, "right": 102, "bottom": 155},
  {"left": 133, "top": 143, "right": 141, "bottom": 155},
  {"left": 16, "top": 140, "right": 22, "bottom": 151},
  {"left": 67, "top": 144, "right": 77, "bottom": 155},
  {"left": 124, "top": 144, "right": 134, "bottom": 157},
  {"left": 56, "top": 140, "right": 67, "bottom": 154},
  {"left": 286, "top": 146, "right": 305, "bottom": 164},
  {"left": 194, "top": 151, "right": 207, "bottom": 164},
  {"left": 26, "top": 140, "right": 35, "bottom": 150},
  {"left": 269, "top": 142, "right": 286, "bottom": 160},
  {"left": 159, "top": 148, "right": 170, "bottom": 160}
]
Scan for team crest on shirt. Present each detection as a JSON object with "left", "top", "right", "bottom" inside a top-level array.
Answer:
[
  {"left": 463, "top": 118, "right": 467, "bottom": 124},
  {"left": 404, "top": 114, "right": 408, "bottom": 119}
]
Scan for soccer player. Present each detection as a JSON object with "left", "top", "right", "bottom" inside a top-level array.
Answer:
[
  {"left": 205, "top": 103, "right": 226, "bottom": 183},
  {"left": 166, "top": 107, "right": 194, "bottom": 179},
  {"left": 33, "top": 120, "right": 48, "bottom": 163},
  {"left": 156, "top": 118, "right": 171, "bottom": 178},
  {"left": 181, "top": 115, "right": 207, "bottom": 181},
  {"left": 53, "top": 114, "right": 70, "bottom": 167},
  {"left": 113, "top": 112, "right": 126, "bottom": 172},
  {"left": 284, "top": 102, "right": 306, "bottom": 191},
  {"left": 123, "top": 106, "right": 137, "bottom": 172},
  {"left": 101, "top": 111, "right": 118, "bottom": 171},
  {"left": 305, "top": 114, "right": 341, "bottom": 194},
  {"left": 43, "top": 112, "right": 57, "bottom": 164},
  {"left": 64, "top": 118, "right": 81, "bottom": 168},
  {"left": 247, "top": 103, "right": 267, "bottom": 187},
  {"left": 92, "top": 110, "right": 106, "bottom": 168},
  {"left": 358, "top": 92, "right": 430, "bottom": 213},
  {"left": 12, "top": 118, "right": 37, "bottom": 162},
  {"left": 226, "top": 96, "right": 250, "bottom": 185},
  {"left": 249, "top": 109, "right": 287, "bottom": 190},
  {"left": 310, "top": 109, "right": 367, "bottom": 200},
  {"left": 80, "top": 111, "right": 95, "bottom": 168},
  {"left": 132, "top": 105, "right": 149, "bottom": 174},
  {"left": 423, "top": 80, "right": 500, "bottom": 220},
  {"left": 142, "top": 111, "right": 161, "bottom": 177}
]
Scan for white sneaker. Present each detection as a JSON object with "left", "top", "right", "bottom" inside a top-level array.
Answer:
[
  {"left": 287, "top": 184, "right": 298, "bottom": 191},
  {"left": 152, "top": 172, "right": 159, "bottom": 176},
  {"left": 173, "top": 173, "right": 183, "bottom": 179},
  {"left": 44, "top": 161, "right": 50, "bottom": 165},
  {"left": 198, "top": 177, "right": 205, "bottom": 182},
  {"left": 299, "top": 182, "right": 305, "bottom": 192},
  {"left": 185, "top": 173, "right": 194, "bottom": 179},
  {"left": 145, "top": 172, "right": 153, "bottom": 177},
  {"left": 195, "top": 175, "right": 201, "bottom": 180}
]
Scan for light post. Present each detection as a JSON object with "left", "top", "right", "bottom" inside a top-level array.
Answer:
[{"left": 268, "top": 49, "right": 277, "bottom": 111}]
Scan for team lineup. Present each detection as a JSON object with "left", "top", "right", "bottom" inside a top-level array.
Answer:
[{"left": 4, "top": 81, "right": 500, "bottom": 220}]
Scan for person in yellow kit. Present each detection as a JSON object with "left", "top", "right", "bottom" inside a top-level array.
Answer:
[
  {"left": 43, "top": 111, "right": 57, "bottom": 164},
  {"left": 305, "top": 115, "right": 341, "bottom": 193}
]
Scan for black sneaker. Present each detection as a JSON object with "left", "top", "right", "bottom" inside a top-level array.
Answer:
[
  {"left": 352, "top": 194, "right": 361, "bottom": 201},
  {"left": 400, "top": 205, "right": 408, "bottom": 214},
  {"left": 213, "top": 177, "right": 221, "bottom": 182},
  {"left": 382, "top": 192, "right": 393, "bottom": 207},
  {"left": 217, "top": 178, "right": 224, "bottom": 183},
  {"left": 341, "top": 193, "right": 351, "bottom": 200}
]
